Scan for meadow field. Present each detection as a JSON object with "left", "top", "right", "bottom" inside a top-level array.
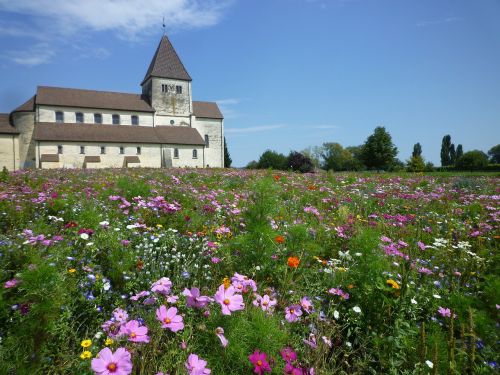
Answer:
[{"left": 0, "top": 168, "right": 498, "bottom": 374}]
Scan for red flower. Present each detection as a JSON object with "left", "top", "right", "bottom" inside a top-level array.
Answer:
[{"left": 287, "top": 256, "right": 300, "bottom": 268}]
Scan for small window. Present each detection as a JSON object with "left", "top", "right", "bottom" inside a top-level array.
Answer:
[
  {"left": 192, "top": 149, "right": 198, "bottom": 159},
  {"left": 112, "top": 114, "right": 120, "bottom": 125},
  {"left": 173, "top": 148, "right": 179, "bottom": 158},
  {"left": 136, "top": 146, "right": 141, "bottom": 155},
  {"left": 57, "top": 145, "right": 63, "bottom": 154},
  {"left": 131, "top": 115, "right": 139, "bottom": 126},
  {"left": 55, "top": 111, "right": 64, "bottom": 123},
  {"left": 119, "top": 146, "right": 124, "bottom": 155},
  {"left": 176, "top": 85, "right": 182, "bottom": 94},
  {"left": 80, "top": 146, "right": 85, "bottom": 154},
  {"left": 100, "top": 146, "right": 106, "bottom": 155},
  {"left": 205, "top": 135, "right": 209, "bottom": 148},
  {"left": 162, "top": 84, "right": 168, "bottom": 93},
  {"left": 75, "top": 112, "right": 84, "bottom": 123},
  {"left": 94, "top": 113, "right": 102, "bottom": 124}
]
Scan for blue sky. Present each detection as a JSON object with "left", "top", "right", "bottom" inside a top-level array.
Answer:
[{"left": 0, "top": 0, "right": 499, "bottom": 167}]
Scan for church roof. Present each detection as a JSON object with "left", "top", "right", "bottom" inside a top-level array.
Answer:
[
  {"left": 36, "top": 86, "right": 155, "bottom": 112},
  {"left": 193, "top": 101, "right": 224, "bottom": 119},
  {"left": 141, "top": 35, "right": 192, "bottom": 85},
  {"left": 12, "top": 96, "right": 36, "bottom": 113},
  {"left": 0, "top": 113, "right": 20, "bottom": 134},
  {"left": 33, "top": 122, "right": 205, "bottom": 145}
]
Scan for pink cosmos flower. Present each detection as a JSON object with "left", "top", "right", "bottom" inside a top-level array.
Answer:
[
  {"left": 120, "top": 320, "right": 150, "bottom": 343},
  {"left": 327, "top": 288, "right": 349, "bottom": 300},
  {"left": 285, "top": 305, "right": 303, "bottom": 322},
  {"left": 151, "top": 277, "right": 172, "bottom": 296},
  {"left": 183, "top": 287, "right": 213, "bottom": 309},
  {"left": 280, "top": 347, "right": 297, "bottom": 363},
  {"left": 303, "top": 333, "right": 317, "bottom": 349},
  {"left": 417, "top": 241, "right": 426, "bottom": 251},
  {"left": 215, "top": 327, "right": 228, "bottom": 347},
  {"left": 231, "top": 272, "right": 257, "bottom": 293},
  {"left": 253, "top": 294, "right": 277, "bottom": 312},
  {"left": 284, "top": 363, "right": 305, "bottom": 375},
  {"left": 185, "top": 353, "right": 211, "bottom": 374},
  {"left": 214, "top": 285, "right": 244, "bottom": 315},
  {"left": 91, "top": 347, "right": 132, "bottom": 375},
  {"left": 4, "top": 278, "right": 19, "bottom": 289},
  {"left": 156, "top": 305, "right": 184, "bottom": 332},
  {"left": 300, "top": 297, "right": 314, "bottom": 313},
  {"left": 248, "top": 350, "right": 272, "bottom": 374},
  {"left": 102, "top": 320, "right": 122, "bottom": 338},
  {"left": 130, "top": 291, "right": 150, "bottom": 301},
  {"left": 437, "top": 306, "right": 456, "bottom": 318},
  {"left": 113, "top": 308, "right": 128, "bottom": 323}
]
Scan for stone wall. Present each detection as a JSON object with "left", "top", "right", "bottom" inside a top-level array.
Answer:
[
  {"left": 0, "top": 135, "right": 20, "bottom": 171},
  {"left": 161, "top": 145, "right": 204, "bottom": 168},
  {"left": 12, "top": 112, "right": 36, "bottom": 168},
  {"left": 192, "top": 117, "right": 224, "bottom": 167},
  {"left": 150, "top": 78, "right": 192, "bottom": 117}
]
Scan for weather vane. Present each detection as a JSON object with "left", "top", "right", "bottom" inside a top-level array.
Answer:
[{"left": 162, "top": 16, "right": 166, "bottom": 35}]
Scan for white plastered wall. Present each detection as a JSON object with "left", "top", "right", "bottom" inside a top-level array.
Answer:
[
  {"left": 0, "top": 135, "right": 20, "bottom": 171},
  {"left": 192, "top": 117, "right": 223, "bottom": 167}
]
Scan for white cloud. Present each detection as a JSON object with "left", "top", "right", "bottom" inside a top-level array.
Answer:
[
  {"left": 3, "top": 42, "right": 55, "bottom": 66},
  {"left": 417, "top": 17, "right": 461, "bottom": 28},
  {"left": 216, "top": 98, "right": 241, "bottom": 119},
  {"left": 226, "top": 124, "right": 286, "bottom": 134},
  {"left": 0, "top": 0, "right": 232, "bottom": 39}
]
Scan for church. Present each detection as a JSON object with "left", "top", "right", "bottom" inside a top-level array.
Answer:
[{"left": 0, "top": 35, "right": 224, "bottom": 170}]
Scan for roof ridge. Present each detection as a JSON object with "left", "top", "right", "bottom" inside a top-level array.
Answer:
[{"left": 37, "top": 85, "right": 142, "bottom": 97}]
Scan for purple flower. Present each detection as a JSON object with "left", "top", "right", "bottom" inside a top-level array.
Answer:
[
  {"left": 437, "top": 306, "right": 456, "bottom": 318},
  {"left": 183, "top": 287, "right": 213, "bottom": 309},
  {"left": 214, "top": 285, "right": 244, "bottom": 315},
  {"left": 120, "top": 320, "right": 150, "bottom": 343},
  {"left": 300, "top": 297, "right": 314, "bottom": 313},
  {"left": 215, "top": 327, "right": 228, "bottom": 347},
  {"left": 185, "top": 353, "right": 211, "bottom": 374},
  {"left": 91, "top": 347, "right": 132, "bottom": 375},
  {"left": 112, "top": 308, "right": 128, "bottom": 323},
  {"left": 151, "top": 277, "right": 172, "bottom": 296},
  {"left": 280, "top": 347, "right": 297, "bottom": 363},
  {"left": 253, "top": 294, "right": 277, "bottom": 312},
  {"left": 285, "top": 304, "right": 303, "bottom": 322},
  {"left": 248, "top": 350, "right": 272, "bottom": 374},
  {"left": 156, "top": 305, "right": 184, "bottom": 332},
  {"left": 4, "top": 278, "right": 19, "bottom": 289}
]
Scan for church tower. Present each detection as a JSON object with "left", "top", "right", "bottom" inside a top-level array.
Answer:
[{"left": 141, "top": 35, "right": 193, "bottom": 125}]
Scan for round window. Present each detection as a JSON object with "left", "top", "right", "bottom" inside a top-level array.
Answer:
[{"left": 170, "top": 120, "right": 175, "bottom": 125}]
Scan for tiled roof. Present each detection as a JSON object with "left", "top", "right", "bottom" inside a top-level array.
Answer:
[
  {"left": 0, "top": 113, "right": 20, "bottom": 134},
  {"left": 36, "top": 86, "right": 154, "bottom": 112},
  {"left": 142, "top": 35, "right": 192, "bottom": 84},
  {"left": 193, "top": 101, "right": 223, "bottom": 119},
  {"left": 33, "top": 123, "right": 205, "bottom": 145},
  {"left": 12, "top": 96, "right": 36, "bottom": 113}
]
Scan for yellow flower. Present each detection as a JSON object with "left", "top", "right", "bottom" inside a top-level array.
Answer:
[
  {"left": 386, "top": 279, "right": 400, "bottom": 290},
  {"left": 105, "top": 338, "right": 114, "bottom": 346},
  {"left": 222, "top": 277, "right": 231, "bottom": 289},
  {"left": 81, "top": 339, "right": 92, "bottom": 348},
  {"left": 68, "top": 268, "right": 76, "bottom": 274},
  {"left": 80, "top": 351, "right": 92, "bottom": 359},
  {"left": 156, "top": 224, "right": 163, "bottom": 228}
]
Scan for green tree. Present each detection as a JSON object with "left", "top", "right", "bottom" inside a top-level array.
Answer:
[
  {"left": 256, "top": 150, "right": 287, "bottom": 170},
  {"left": 361, "top": 127, "right": 398, "bottom": 170},
  {"left": 487, "top": 144, "right": 500, "bottom": 163},
  {"left": 321, "top": 142, "right": 355, "bottom": 171},
  {"left": 412, "top": 143, "right": 422, "bottom": 157},
  {"left": 406, "top": 155, "right": 425, "bottom": 172},
  {"left": 300, "top": 146, "right": 322, "bottom": 168},
  {"left": 456, "top": 144, "right": 464, "bottom": 160},
  {"left": 440, "top": 135, "right": 452, "bottom": 166},
  {"left": 449, "top": 144, "right": 456, "bottom": 165},
  {"left": 455, "top": 150, "right": 489, "bottom": 171},
  {"left": 346, "top": 145, "right": 365, "bottom": 170},
  {"left": 246, "top": 160, "right": 258, "bottom": 169},
  {"left": 223, "top": 137, "right": 232, "bottom": 168}
]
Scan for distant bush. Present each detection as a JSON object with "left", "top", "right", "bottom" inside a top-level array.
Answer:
[
  {"left": 455, "top": 150, "right": 489, "bottom": 171},
  {"left": 256, "top": 150, "right": 288, "bottom": 170},
  {"left": 287, "top": 151, "right": 314, "bottom": 173}
]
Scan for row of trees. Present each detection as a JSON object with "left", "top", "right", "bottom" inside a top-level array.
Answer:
[{"left": 246, "top": 127, "right": 499, "bottom": 172}]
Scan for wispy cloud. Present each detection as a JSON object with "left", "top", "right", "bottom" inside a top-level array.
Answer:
[
  {"left": 216, "top": 98, "right": 242, "bottom": 119},
  {"left": 417, "top": 17, "right": 461, "bottom": 28},
  {"left": 226, "top": 124, "right": 286, "bottom": 134},
  {"left": 3, "top": 42, "right": 55, "bottom": 66}
]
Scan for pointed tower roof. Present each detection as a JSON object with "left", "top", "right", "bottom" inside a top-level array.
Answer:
[{"left": 141, "top": 35, "right": 192, "bottom": 85}]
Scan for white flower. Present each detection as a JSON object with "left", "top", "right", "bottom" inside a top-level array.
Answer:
[
  {"left": 425, "top": 360, "right": 433, "bottom": 369},
  {"left": 94, "top": 331, "right": 103, "bottom": 339},
  {"left": 99, "top": 221, "right": 109, "bottom": 227},
  {"left": 333, "top": 310, "right": 339, "bottom": 319},
  {"left": 433, "top": 294, "right": 441, "bottom": 299},
  {"left": 353, "top": 306, "right": 361, "bottom": 314},
  {"left": 80, "top": 233, "right": 89, "bottom": 240},
  {"left": 411, "top": 298, "right": 417, "bottom": 305}
]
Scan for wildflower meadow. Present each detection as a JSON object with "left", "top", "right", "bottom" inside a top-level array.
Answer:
[{"left": 0, "top": 168, "right": 498, "bottom": 374}]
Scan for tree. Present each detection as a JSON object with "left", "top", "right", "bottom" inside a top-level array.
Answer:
[
  {"left": 321, "top": 142, "right": 354, "bottom": 171},
  {"left": 487, "top": 144, "right": 500, "bottom": 164},
  {"left": 345, "top": 145, "right": 365, "bottom": 170},
  {"left": 449, "top": 144, "right": 456, "bottom": 165},
  {"left": 256, "top": 150, "right": 287, "bottom": 170},
  {"left": 412, "top": 143, "right": 422, "bottom": 158},
  {"left": 287, "top": 151, "right": 314, "bottom": 173},
  {"left": 407, "top": 155, "right": 425, "bottom": 172},
  {"left": 301, "top": 146, "right": 322, "bottom": 169},
  {"left": 361, "top": 127, "right": 398, "bottom": 170},
  {"left": 246, "top": 160, "right": 258, "bottom": 169},
  {"left": 456, "top": 144, "right": 463, "bottom": 160},
  {"left": 440, "top": 135, "right": 452, "bottom": 166},
  {"left": 455, "top": 150, "right": 489, "bottom": 171},
  {"left": 223, "top": 137, "right": 232, "bottom": 168}
]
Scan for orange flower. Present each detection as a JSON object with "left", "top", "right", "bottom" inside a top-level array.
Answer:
[
  {"left": 274, "top": 175, "right": 281, "bottom": 181},
  {"left": 287, "top": 256, "right": 300, "bottom": 268},
  {"left": 275, "top": 235, "right": 285, "bottom": 244},
  {"left": 222, "top": 277, "right": 231, "bottom": 289},
  {"left": 307, "top": 185, "right": 317, "bottom": 190}
]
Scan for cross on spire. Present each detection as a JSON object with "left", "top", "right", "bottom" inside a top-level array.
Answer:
[{"left": 162, "top": 16, "right": 166, "bottom": 35}]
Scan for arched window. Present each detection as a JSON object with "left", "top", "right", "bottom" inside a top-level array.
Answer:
[
  {"left": 192, "top": 149, "right": 198, "bottom": 159},
  {"left": 112, "top": 114, "right": 120, "bottom": 125},
  {"left": 131, "top": 115, "right": 139, "bottom": 126},
  {"left": 55, "top": 111, "right": 64, "bottom": 123},
  {"left": 204, "top": 135, "right": 209, "bottom": 148},
  {"left": 94, "top": 113, "right": 102, "bottom": 124},
  {"left": 173, "top": 148, "right": 179, "bottom": 158},
  {"left": 75, "top": 112, "right": 84, "bottom": 123}
]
